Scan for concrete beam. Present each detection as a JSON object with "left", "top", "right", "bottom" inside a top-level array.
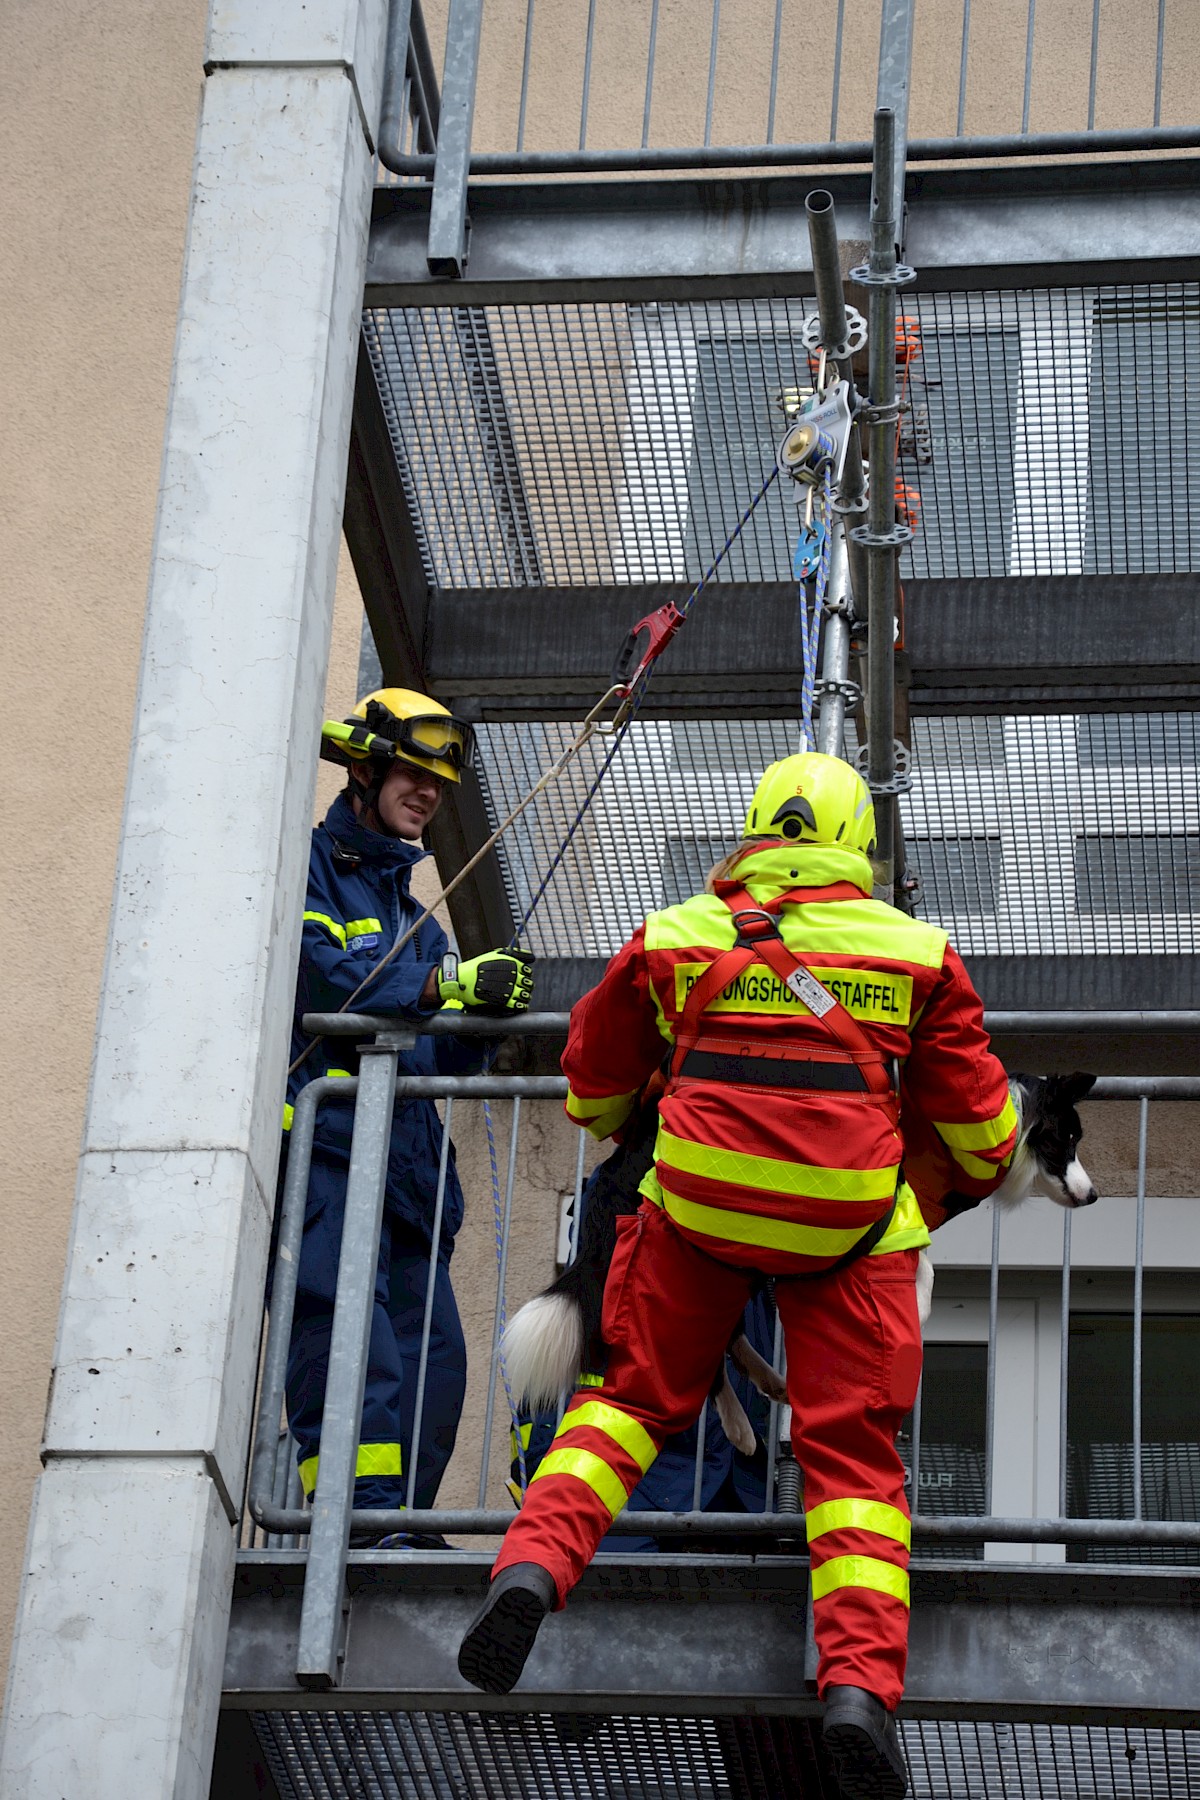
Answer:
[
  {"left": 222, "top": 1554, "right": 1200, "bottom": 1723},
  {"left": 413, "top": 575, "right": 1200, "bottom": 718},
  {"left": 0, "top": 3, "right": 389, "bottom": 1795},
  {"left": 365, "top": 158, "right": 1200, "bottom": 306}
]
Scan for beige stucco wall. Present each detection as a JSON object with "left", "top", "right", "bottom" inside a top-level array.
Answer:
[{"left": 0, "top": 0, "right": 366, "bottom": 1689}]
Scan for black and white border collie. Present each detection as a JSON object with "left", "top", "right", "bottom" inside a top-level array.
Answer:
[{"left": 503, "top": 1072, "right": 1099, "bottom": 1443}]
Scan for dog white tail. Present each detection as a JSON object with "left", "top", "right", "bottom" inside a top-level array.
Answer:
[{"left": 502, "top": 1293, "right": 585, "bottom": 1412}]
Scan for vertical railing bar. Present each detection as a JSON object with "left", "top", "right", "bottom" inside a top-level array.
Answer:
[
  {"left": 910, "top": 1369, "right": 923, "bottom": 1524},
  {"left": 1021, "top": 0, "right": 1036, "bottom": 134},
  {"left": 985, "top": 1202, "right": 1001, "bottom": 1514},
  {"left": 405, "top": 1097, "right": 454, "bottom": 1513},
  {"left": 763, "top": 1311, "right": 786, "bottom": 1514},
  {"left": 426, "top": 0, "right": 484, "bottom": 277},
  {"left": 579, "top": 0, "right": 598, "bottom": 152},
  {"left": 268, "top": 1428, "right": 291, "bottom": 1550},
  {"left": 249, "top": 1079, "right": 333, "bottom": 1519},
  {"left": 767, "top": 0, "right": 785, "bottom": 145},
  {"left": 284, "top": 1457, "right": 304, "bottom": 1551},
  {"left": 956, "top": 0, "right": 971, "bottom": 136},
  {"left": 1154, "top": 0, "right": 1166, "bottom": 127},
  {"left": 691, "top": 1395, "right": 709, "bottom": 1511},
  {"left": 1132, "top": 1095, "right": 1149, "bottom": 1523},
  {"left": 1087, "top": 0, "right": 1101, "bottom": 130},
  {"left": 516, "top": 0, "right": 535, "bottom": 152},
  {"left": 379, "top": 0, "right": 416, "bottom": 164},
  {"left": 569, "top": 1127, "right": 587, "bottom": 1265},
  {"left": 478, "top": 1097, "right": 523, "bottom": 1505},
  {"left": 1058, "top": 1206, "right": 1073, "bottom": 1518},
  {"left": 642, "top": 0, "right": 660, "bottom": 149},
  {"left": 297, "top": 1040, "right": 403, "bottom": 1687},
  {"left": 829, "top": 0, "right": 847, "bottom": 141},
  {"left": 704, "top": 0, "right": 720, "bottom": 148}
]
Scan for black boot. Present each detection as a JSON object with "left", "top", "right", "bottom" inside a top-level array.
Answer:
[
  {"left": 822, "top": 1686, "right": 908, "bottom": 1800},
  {"left": 457, "top": 1563, "right": 557, "bottom": 1694}
]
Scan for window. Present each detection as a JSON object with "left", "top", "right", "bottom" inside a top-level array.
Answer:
[
  {"left": 1083, "top": 291, "right": 1200, "bottom": 576},
  {"left": 1077, "top": 714, "right": 1199, "bottom": 768},
  {"left": 1067, "top": 1313, "right": 1200, "bottom": 1565},
  {"left": 899, "top": 1342, "right": 988, "bottom": 1561},
  {"left": 660, "top": 836, "right": 733, "bottom": 905},
  {"left": 908, "top": 837, "right": 1003, "bottom": 916},
  {"left": 1074, "top": 835, "right": 1200, "bottom": 914}
]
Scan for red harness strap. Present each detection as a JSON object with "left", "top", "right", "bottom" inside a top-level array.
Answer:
[{"left": 668, "top": 884, "right": 895, "bottom": 1098}]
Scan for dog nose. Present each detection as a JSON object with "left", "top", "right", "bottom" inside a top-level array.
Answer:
[{"left": 1076, "top": 1186, "right": 1098, "bottom": 1207}]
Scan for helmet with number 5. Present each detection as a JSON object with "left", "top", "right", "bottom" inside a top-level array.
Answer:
[{"left": 742, "top": 752, "right": 876, "bottom": 858}]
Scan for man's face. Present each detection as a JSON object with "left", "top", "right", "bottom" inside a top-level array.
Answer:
[{"left": 357, "top": 759, "right": 445, "bottom": 840}]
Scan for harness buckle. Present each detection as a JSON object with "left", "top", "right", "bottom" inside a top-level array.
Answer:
[{"left": 730, "top": 907, "right": 781, "bottom": 948}]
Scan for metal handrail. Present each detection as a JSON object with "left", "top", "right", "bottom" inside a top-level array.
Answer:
[
  {"left": 304, "top": 1009, "right": 1200, "bottom": 1038},
  {"left": 375, "top": 0, "right": 1197, "bottom": 184},
  {"left": 255, "top": 1012, "right": 1200, "bottom": 1685}
]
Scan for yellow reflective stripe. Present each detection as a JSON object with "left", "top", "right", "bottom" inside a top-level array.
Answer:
[
  {"left": 658, "top": 1126, "right": 899, "bottom": 1203},
  {"left": 872, "top": 1184, "right": 930, "bottom": 1253},
  {"left": 949, "top": 1145, "right": 1014, "bottom": 1181},
  {"left": 806, "top": 1499, "right": 911, "bottom": 1549},
  {"left": 304, "top": 910, "right": 347, "bottom": 948},
  {"left": 297, "top": 1442, "right": 403, "bottom": 1497},
  {"left": 327, "top": 1068, "right": 354, "bottom": 1081},
  {"left": 672, "top": 962, "right": 914, "bottom": 1026},
  {"left": 577, "top": 1372, "right": 604, "bottom": 1388},
  {"left": 559, "top": 1401, "right": 657, "bottom": 1474},
  {"left": 344, "top": 917, "right": 383, "bottom": 940},
  {"left": 660, "top": 1185, "right": 875, "bottom": 1259},
  {"left": 282, "top": 1102, "right": 294, "bottom": 1132},
  {"left": 566, "top": 1086, "right": 637, "bottom": 1139},
  {"left": 530, "top": 1446, "right": 628, "bottom": 1518},
  {"left": 356, "top": 1443, "right": 403, "bottom": 1479},
  {"left": 935, "top": 1097, "right": 1018, "bottom": 1152},
  {"left": 811, "top": 1555, "right": 910, "bottom": 1607},
  {"left": 646, "top": 892, "right": 947, "bottom": 970}
]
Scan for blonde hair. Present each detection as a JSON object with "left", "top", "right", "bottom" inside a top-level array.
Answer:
[{"left": 703, "top": 837, "right": 774, "bottom": 892}]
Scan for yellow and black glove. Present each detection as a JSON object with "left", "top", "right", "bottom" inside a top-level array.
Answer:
[{"left": 438, "top": 949, "right": 534, "bottom": 1014}]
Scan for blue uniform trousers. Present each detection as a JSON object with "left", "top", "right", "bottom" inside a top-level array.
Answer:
[{"left": 285, "top": 1145, "right": 466, "bottom": 1511}]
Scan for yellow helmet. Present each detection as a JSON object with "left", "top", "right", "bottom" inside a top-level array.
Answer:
[
  {"left": 742, "top": 752, "right": 876, "bottom": 857},
  {"left": 319, "top": 687, "right": 474, "bottom": 786}
]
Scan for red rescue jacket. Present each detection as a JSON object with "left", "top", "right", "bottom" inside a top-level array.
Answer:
[{"left": 563, "top": 841, "right": 1016, "bottom": 1276}]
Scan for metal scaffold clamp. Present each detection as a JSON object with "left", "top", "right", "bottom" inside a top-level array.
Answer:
[
  {"left": 854, "top": 740, "right": 913, "bottom": 796},
  {"left": 800, "top": 305, "right": 867, "bottom": 365},
  {"left": 848, "top": 258, "right": 917, "bottom": 289}
]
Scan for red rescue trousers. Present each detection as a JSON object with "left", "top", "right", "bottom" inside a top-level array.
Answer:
[{"left": 494, "top": 1201, "right": 923, "bottom": 1710}]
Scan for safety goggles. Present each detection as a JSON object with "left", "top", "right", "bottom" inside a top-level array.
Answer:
[
  {"left": 321, "top": 713, "right": 476, "bottom": 773},
  {"left": 392, "top": 712, "right": 476, "bottom": 773}
]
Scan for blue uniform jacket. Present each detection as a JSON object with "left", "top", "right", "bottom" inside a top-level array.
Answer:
[{"left": 286, "top": 790, "right": 486, "bottom": 1242}]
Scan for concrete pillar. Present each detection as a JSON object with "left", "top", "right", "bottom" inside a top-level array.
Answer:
[{"left": 0, "top": 2, "right": 387, "bottom": 1793}]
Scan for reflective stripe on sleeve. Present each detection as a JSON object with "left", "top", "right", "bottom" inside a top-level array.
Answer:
[
  {"left": 304, "top": 910, "right": 347, "bottom": 948},
  {"left": 810, "top": 1555, "right": 910, "bottom": 1607},
  {"left": 282, "top": 1102, "right": 294, "bottom": 1132},
  {"left": 559, "top": 1400, "right": 657, "bottom": 1474},
  {"left": 344, "top": 917, "right": 383, "bottom": 940},
  {"left": 658, "top": 1127, "right": 900, "bottom": 1203},
  {"left": 565, "top": 1086, "right": 637, "bottom": 1139},
  {"left": 806, "top": 1498, "right": 911, "bottom": 1549},
  {"left": 934, "top": 1097, "right": 1018, "bottom": 1153},
  {"left": 577, "top": 1372, "right": 605, "bottom": 1388},
  {"left": 529, "top": 1446, "right": 628, "bottom": 1518}
]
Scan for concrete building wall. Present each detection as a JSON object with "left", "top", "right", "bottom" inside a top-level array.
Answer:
[{"left": 0, "top": 0, "right": 365, "bottom": 1688}]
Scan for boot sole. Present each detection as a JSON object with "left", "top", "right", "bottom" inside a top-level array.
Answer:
[
  {"left": 823, "top": 1719, "right": 908, "bottom": 1800},
  {"left": 457, "top": 1584, "right": 548, "bottom": 1694}
]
